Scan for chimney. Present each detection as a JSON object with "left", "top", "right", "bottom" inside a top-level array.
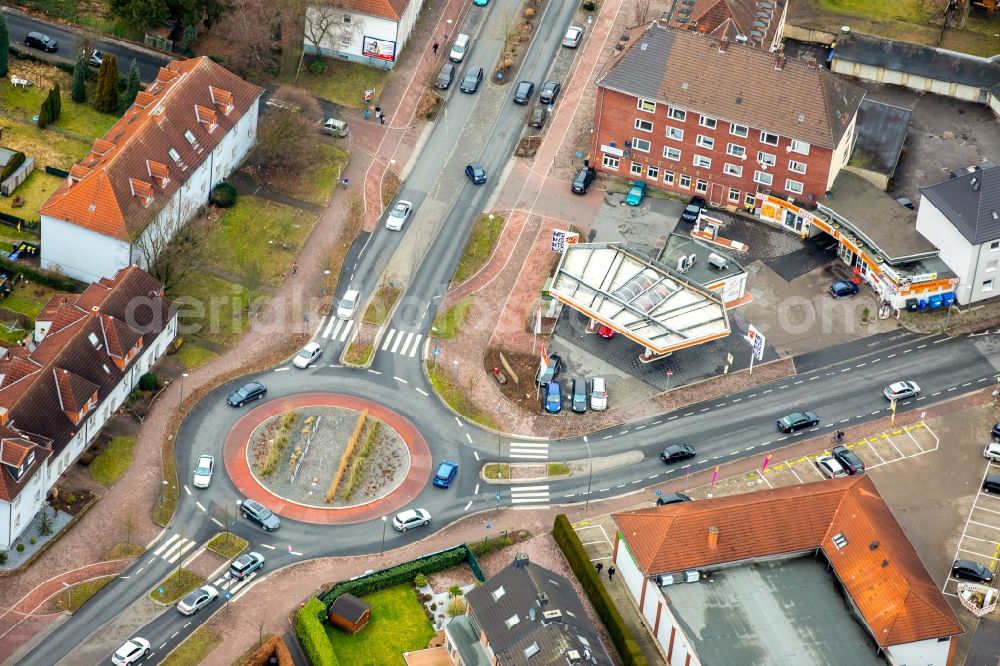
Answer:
[
  {"left": 537, "top": 591, "right": 549, "bottom": 606},
  {"left": 514, "top": 553, "right": 529, "bottom": 568},
  {"left": 91, "top": 306, "right": 100, "bottom": 317},
  {"left": 718, "top": 37, "right": 728, "bottom": 53},
  {"left": 806, "top": 56, "right": 817, "bottom": 68},
  {"left": 775, "top": 52, "right": 786, "bottom": 70},
  {"left": 708, "top": 526, "right": 719, "bottom": 549}
]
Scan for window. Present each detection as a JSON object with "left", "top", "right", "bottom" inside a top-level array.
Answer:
[
  {"left": 696, "top": 135, "right": 715, "bottom": 149},
  {"left": 760, "top": 131, "right": 780, "bottom": 145},
  {"left": 342, "top": 13, "right": 351, "bottom": 23},
  {"left": 340, "top": 39, "right": 351, "bottom": 49},
  {"left": 668, "top": 106, "right": 686, "bottom": 121},
  {"left": 631, "top": 138, "right": 651, "bottom": 153},
  {"left": 637, "top": 99, "right": 656, "bottom": 113},
  {"left": 647, "top": 165, "right": 659, "bottom": 180},
  {"left": 757, "top": 151, "right": 776, "bottom": 166},
  {"left": 745, "top": 192, "right": 756, "bottom": 208},
  {"left": 699, "top": 115, "right": 717, "bottom": 129},
  {"left": 695, "top": 179, "right": 708, "bottom": 193},
  {"left": 666, "top": 126, "right": 684, "bottom": 141},
  {"left": 785, "top": 179, "right": 804, "bottom": 194},
  {"left": 602, "top": 155, "right": 620, "bottom": 169},
  {"left": 984, "top": 279, "right": 994, "bottom": 292},
  {"left": 679, "top": 174, "right": 692, "bottom": 188},
  {"left": 635, "top": 118, "right": 653, "bottom": 133},
  {"left": 754, "top": 170, "right": 773, "bottom": 186},
  {"left": 988, "top": 260, "right": 998, "bottom": 272},
  {"left": 991, "top": 241, "right": 1000, "bottom": 251},
  {"left": 788, "top": 159, "right": 807, "bottom": 174},
  {"left": 664, "top": 147, "right": 681, "bottom": 161},
  {"left": 790, "top": 139, "right": 811, "bottom": 155},
  {"left": 693, "top": 155, "right": 711, "bottom": 168},
  {"left": 630, "top": 162, "right": 643, "bottom": 176},
  {"left": 832, "top": 532, "right": 848, "bottom": 550},
  {"left": 730, "top": 123, "right": 749, "bottom": 138},
  {"left": 728, "top": 187, "right": 741, "bottom": 203},
  {"left": 663, "top": 170, "right": 675, "bottom": 185},
  {"left": 724, "top": 163, "right": 743, "bottom": 177},
  {"left": 727, "top": 143, "right": 746, "bottom": 157}
]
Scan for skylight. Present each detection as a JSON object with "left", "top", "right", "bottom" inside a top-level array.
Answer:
[
  {"left": 505, "top": 614, "right": 520, "bottom": 628},
  {"left": 492, "top": 586, "right": 506, "bottom": 601}
]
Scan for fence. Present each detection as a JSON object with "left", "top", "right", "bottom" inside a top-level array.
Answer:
[{"left": 44, "top": 166, "right": 69, "bottom": 179}]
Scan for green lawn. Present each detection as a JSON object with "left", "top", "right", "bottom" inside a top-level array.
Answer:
[
  {"left": 204, "top": 196, "right": 315, "bottom": 287},
  {"left": 430, "top": 297, "right": 473, "bottom": 339},
  {"left": 303, "top": 143, "right": 349, "bottom": 206},
  {"left": 426, "top": 361, "right": 500, "bottom": 430},
  {"left": 0, "top": 80, "right": 119, "bottom": 140},
  {"left": 296, "top": 60, "right": 390, "bottom": 108},
  {"left": 1, "top": 116, "right": 92, "bottom": 170},
  {"left": 325, "top": 585, "right": 435, "bottom": 666},
  {"left": 150, "top": 568, "right": 204, "bottom": 605},
  {"left": 174, "top": 341, "right": 219, "bottom": 370},
  {"left": 173, "top": 272, "right": 261, "bottom": 346},
  {"left": 452, "top": 214, "right": 505, "bottom": 285},
  {"left": 206, "top": 532, "right": 248, "bottom": 559},
  {"left": 362, "top": 284, "right": 401, "bottom": 324},
  {"left": 88, "top": 436, "right": 137, "bottom": 487},
  {"left": 57, "top": 575, "right": 116, "bottom": 612},
  {"left": 0, "top": 170, "right": 63, "bottom": 220},
  {"left": 1, "top": 282, "right": 57, "bottom": 320},
  {"left": 161, "top": 626, "right": 222, "bottom": 666}
]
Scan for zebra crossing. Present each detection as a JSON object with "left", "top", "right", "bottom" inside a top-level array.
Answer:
[
  {"left": 510, "top": 485, "right": 550, "bottom": 506},
  {"left": 508, "top": 441, "right": 549, "bottom": 460},
  {"left": 379, "top": 328, "right": 423, "bottom": 358},
  {"left": 152, "top": 534, "right": 197, "bottom": 564},
  {"left": 319, "top": 317, "right": 354, "bottom": 343},
  {"left": 211, "top": 570, "right": 259, "bottom": 600}
]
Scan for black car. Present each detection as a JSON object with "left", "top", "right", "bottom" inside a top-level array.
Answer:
[
  {"left": 539, "top": 80, "right": 561, "bottom": 105},
  {"left": 536, "top": 352, "right": 562, "bottom": 385},
  {"left": 25, "top": 32, "right": 58, "bottom": 52},
  {"left": 460, "top": 66, "right": 483, "bottom": 93},
  {"left": 984, "top": 474, "right": 1000, "bottom": 494},
  {"left": 513, "top": 80, "right": 534, "bottom": 105},
  {"left": 465, "top": 163, "right": 486, "bottom": 184},
  {"left": 571, "top": 377, "right": 587, "bottom": 413},
  {"left": 571, "top": 167, "right": 596, "bottom": 194},
  {"left": 227, "top": 381, "right": 266, "bottom": 407},
  {"left": 660, "top": 443, "right": 696, "bottom": 464},
  {"left": 992, "top": 422, "right": 1000, "bottom": 441},
  {"left": 240, "top": 499, "right": 280, "bottom": 531},
  {"left": 830, "top": 445, "right": 865, "bottom": 474},
  {"left": 777, "top": 411, "right": 819, "bottom": 433},
  {"left": 229, "top": 551, "right": 265, "bottom": 580},
  {"left": 655, "top": 492, "right": 692, "bottom": 506},
  {"left": 952, "top": 559, "right": 994, "bottom": 583},
  {"left": 435, "top": 63, "right": 456, "bottom": 90},
  {"left": 529, "top": 106, "right": 549, "bottom": 129},
  {"left": 680, "top": 195, "right": 706, "bottom": 223}
]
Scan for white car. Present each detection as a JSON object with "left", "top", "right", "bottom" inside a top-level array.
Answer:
[
  {"left": 112, "top": 637, "right": 150, "bottom": 665},
  {"left": 883, "top": 381, "right": 920, "bottom": 401},
  {"left": 392, "top": 508, "right": 431, "bottom": 532},
  {"left": 386, "top": 200, "right": 412, "bottom": 231},
  {"left": 337, "top": 289, "right": 359, "bottom": 320},
  {"left": 816, "top": 455, "right": 848, "bottom": 479},
  {"left": 177, "top": 585, "right": 218, "bottom": 615},
  {"left": 192, "top": 455, "right": 214, "bottom": 488},
  {"left": 449, "top": 33, "right": 470, "bottom": 62},
  {"left": 562, "top": 26, "right": 584, "bottom": 48},
  {"left": 293, "top": 341, "right": 323, "bottom": 368},
  {"left": 984, "top": 442, "right": 1000, "bottom": 462},
  {"left": 590, "top": 377, "right": 607, "bottom": 410}
]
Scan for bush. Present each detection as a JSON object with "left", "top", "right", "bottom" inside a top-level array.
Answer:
[
  {"left": 209, "top": 182, "right": 238, "bottom": 208},
  {"left": 29, "top": 537, "right": 35, "bottom": 545},
  {"left": 552, "top": 514, "right": 648, "bottom": 666},
  {"left": 447, "top": 597, "right": 466, "bottom": 617},
  {"left": 138, "top": 373, "right": 158, "bottom": 392},
  {"left": 582, "top": 0, "right": 597, "bottom": 9},
  {"left": 321, "top": 547, "right": 469, "bottom": 605},
  {"left": 308, "top": 58, "right": 327, "bottom": 75},
  {"left": 448, "top": 585, "right": 463, "bottom": 598},
  {"left": 294, "top": 598, "right": 339, "bottom": 666},
  {"left": 469, "top": 535, "right": 513, "bottom": 557},
  {"left": 16, "top": 543, "right": 24, "bottom": 552},
  {"left": 430, "top": 602, "right": 437, "bottom": 611},
  {"left": 0, "top": 151, "right": 25, "bottom": 181},
  {"left": 414, "top": 573, "right": 427, "bottom": 588},
  {"left": 0, "top": 258, "right": 81, "bottom": 292}
]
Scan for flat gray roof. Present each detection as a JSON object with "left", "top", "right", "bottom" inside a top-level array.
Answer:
[
  {"left": 851, "top": 99, "right": 911, "bottom": 177},
  {"left": 656, "top": 233, "right": 745, "bottom": 287},
  {"left": 665, "top": 557, "right": 884, "bottom": 666}
]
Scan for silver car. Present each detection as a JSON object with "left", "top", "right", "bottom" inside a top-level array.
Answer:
[
  {"left": 293, "top": 341, "right": 323, "bottom": 368},
  {"left": 816, "top": 455, "right": 847, "bottom": 479},
  {"left": 883, "top": 381, "right": 920, "bottom": 401},
  {"left": 386, "top": 200, "right": 412, "bottom": 231},
  {"left": 177, "top": 585, "right": 218, "bottom": 615},
  {"left": 192, "top": 455, "right": 214, "bottom": 488},
  {"left": 562, "top": 26, "right": 584, "bottom": 48}
]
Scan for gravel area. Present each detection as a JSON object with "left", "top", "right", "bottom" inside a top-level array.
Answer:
[{"left": 247, "top": 407, "right": 409, "bottom": 507}]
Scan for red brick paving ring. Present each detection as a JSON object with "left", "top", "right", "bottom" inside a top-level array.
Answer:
[{"left": 223, "top": 393, "right": 432, "bottom": 524}]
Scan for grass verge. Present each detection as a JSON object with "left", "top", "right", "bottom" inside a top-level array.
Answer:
[
  {"left": 344, "top": 341, "right": 373, "bottom": 366},
  {"left": 56, "top": 575, "right": 116, "bottom": 612},
  {"left": 88, "top": 436, "right": 137, "bottom": 487},
  {"left": 206, "top": 532, "right": 249, "bottom": 559},
  {"left": 426, "top": 361, "right": 501, "bottom": 430},
  {"left": 363, "top": 284, "right": 401, "bottom": 324},
  {"left": 548, "top": 462, "right": 571, "bottom": 477},
  {"left": 161, "top": 626, "right": 223, "bottom": 666},
  {"left": 173, "top": 272, "right": 261, "bottom": 347},
  {"left": 324, "top": 585, "right": 435, "bottom": 665},
  {"left": 0, "top": 170, "right": 62, "bottom": 219},
  {"left": 452, "top": 214, "right": 505, "bottom": 285},
  {"left": 296, "top": 59, "right": 390, "bottom": 107},
  {"left": 324, "top": 190, "right": 364, "bottom": 298},
  {"left": 104, "top": 542, "right": 144, "bottom": 560},
  {"left": 430, "top": 296, "right": 473, "bottom": 339},
  {"left": 483, "top": 463, "right": 510, "bottom": 480},
  {"left": 150, "top": 568, "right": 204, "bottom": 605},
  {"left": 174, "top": 342, "right": 220, "bottom": 371}
]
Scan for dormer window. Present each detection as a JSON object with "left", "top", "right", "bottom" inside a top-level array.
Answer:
[
  {"left": 195, "top": 105, "right": 218, "bottom": 132},
  {"left": 25, "top": 450, "right": 34, "bottom": 468}
]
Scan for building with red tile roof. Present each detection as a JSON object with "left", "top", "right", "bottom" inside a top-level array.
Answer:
[
  {"left": 39, "top": 57, "right": 264, "bottom": 283},
  {"left": 611, "top": 475, "right": 962, "bottom": 665},
  {"left": 304, "top": 0, "right": 425, "bottom": 69},
  {"left": 669, "top": 0, "right": 787, "bottom": 51},
  {"left": 0, "top": 265, "right": 176, "bottom": 550}
]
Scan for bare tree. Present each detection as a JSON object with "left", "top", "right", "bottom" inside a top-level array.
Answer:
[
  {"left": 202, "top": 0, "right": 302, "bottom": 79},
  {"left": 303, "top": 4, "right": 361, "bottom": 59},
  {"left": 131, "top": 213, "right": 211, "bottom": 294},
  {"left": 247, "top": 85, "right": 323, "bottom": 183},
  {"left": 492, "top": 9, "right": 519, "bottom": 67},
  {"left": 633, "top": 0, "right": 651, "bottom": 25}
]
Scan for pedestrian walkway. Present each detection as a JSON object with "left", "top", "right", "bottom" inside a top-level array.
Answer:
[
  {"left": 378, "top": 328, "right": 424, "bottom": 358},
  {"left": 510, "top": 485, "right": 550, "bottom": 507},
  {"left": 508, "top": 441, "right": 549, "bottom": 460},
  {"left": 319, "top": 316, "right": 354, "bottom": 343},
  {"left": 151, "top": 534, "right": 197, "bottom": 565}
]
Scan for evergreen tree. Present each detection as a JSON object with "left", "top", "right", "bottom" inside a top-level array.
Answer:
[
  {"left": 50, "top": 84, "right": 61, "bottom": 120},
  {"left": 121, "top": 59, "right": 141, "bottom": 111},
  {"left": 37, "top": 101, "right": 50, "bottom": 129},
  {"left": 71, "top": 52, "right": 87, "bottom": 103},
  {"left": 94, "top": 55, "right": 119, "bottom": 113},
  {"left": 0, "top": 15, "right": 8, "bottom": 78}
]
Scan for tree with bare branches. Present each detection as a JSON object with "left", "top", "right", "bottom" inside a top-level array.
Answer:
[
  {"left": 247, "top": 85, "right": 323, "bottom": 185},
  {"left": 130, "top": 214, "right": 211, "bottom": 294},
  {"left": 633, "top": 0, "right": 651, "bottom": 25},
  {"left": 303, "top": 4, "right": 362, "bottom": 60}
]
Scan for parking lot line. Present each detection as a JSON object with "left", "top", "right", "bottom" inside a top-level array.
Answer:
[
  {"left": 957, "top": 545, "right": 999, "bottom": 558},
  {"left": 967, "top": 520, "right": 1000, "bottom": 533}
]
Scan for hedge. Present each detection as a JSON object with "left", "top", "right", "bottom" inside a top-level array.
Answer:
[
  {"left": 209, "top": 181, "right": 237, "bottom": 208},
  {"left": 320, "top": 547, "right": 468, "bottom": 606},
  {"left": 0, "top": 258, "right": 83, "bottom": 293},
  {"left": 294, "top": 598, "right": 339, "bottom": 666},
  {"left": 552, "top": 514, "right": 649, "bottom": 666},
  {"left": 0, "top": 151, "right": 25, "bottom": 182}
]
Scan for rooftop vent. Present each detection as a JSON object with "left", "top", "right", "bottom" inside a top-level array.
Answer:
[
  {"left": 567, "top": 649, "right": 582, "bottom": 662},
  {"left": 542, "top": 609, "right": 563, "bottom": 621},
  {"left": 869, "top": 540, "right": 879, "bottom": 551},
  {"left": 640, "top": 42, "right": 648, "bottom": 50},
  {"left": 514, "top": 553, "right": 529, "bottom": 567},
  {"left": 735, "top": 34, "right": 749, "bottom": 43},
  {"left": 537, "top": 592, "right": 549, "bottom": 605}
]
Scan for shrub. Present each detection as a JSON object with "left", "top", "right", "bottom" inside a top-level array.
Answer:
[
  {"left": 138, "top": 373, "right": 158, "bottom": 392},
  {"left": 414, "top": 573, "right": 427, "bottom": 588},
  {"left": 448, "top": 585, "right": 463, "bottom": 598},
  {"left": 16, "top": 543, "right": 24, "bottom": 552},
  {"left": 469, "top": 535, "right": 513, "bottom": 557},
  {"left": 29, "top": 537, "right": 36, "bottom": 545},
  {"left": 37, "top": 510, "right": 53, "bottom": 536},
  {"left": 308, "top": 58, "right": 327, "bottom": 75},
  {"left": 447, "top": 597, "right": 466, "bottom": 617},
  {"left": 582, "top": 0, "right": 597, "bottom": 9},
  {"left": 430, "top": 602, "right": 437, "bottom": 611},
  {"left": 524, "top": 7, "right": 535, "bottom": 18},
  {"left": 294, "top": 598, "right": 338, "bottom": 666},
  {"left": 321, "top": 547, "right": 469, "bottom": 604},
  {"left": 210, "top": 182, "right": 238, "bottom": 208}
]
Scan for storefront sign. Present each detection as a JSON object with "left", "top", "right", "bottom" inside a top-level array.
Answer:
[
  {"left": 909, "top": 273, "right": 938, "bottom": 284},
  {"left": 362, "top": 36, "right": 396, "bottom": 62},
  {"left": 551, "top": 230, "right": 578, "bottom": 252}
]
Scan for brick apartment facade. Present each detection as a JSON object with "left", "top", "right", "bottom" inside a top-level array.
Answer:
[{"left": 591, "top": 23, "right": 865, "bottom": 211}]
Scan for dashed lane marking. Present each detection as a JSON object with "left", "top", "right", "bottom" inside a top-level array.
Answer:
[
  {"left": 393, "top": 376, "right": 408, "bottom": 384},
  {"left": 367, "top": 369, "right": 382, "bottom": 375},
  {"left": 465, "top": 433, "right": 472, "bottom": 444},
  {"left": 183, "top": 485, "right": 191, "bottom": 496},
  {"left": 416, "top": 388, "right": 428, "bottom": 396},
  {"left": 463, "top": 501, "right": 472, "bottom": 511},
  {"left": 211, "top": 518, "right": 224, "bottom": 528},
  {"left": 260, "top": 544, "right": 275, "bottom": 550},
  {"left": 195, "top": 501, "right": 206, "bottom": 512},
  {"left": 454, "top": 417, "right": 462, "bottom": 426},
  {"left": 274, "top": 367, "right": 289, "bottom": 372}
]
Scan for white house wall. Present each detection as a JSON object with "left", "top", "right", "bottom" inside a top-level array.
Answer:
[
  {"left": 830, "top": 58, "right": 984, "bottom": 104},
  {"left": 0, "top": 466, "right": 46, "bottom": 550},
  {"left": 826, "top": 115, "right": 857, "bottom": 192},
  {"left": 915, "top": 198, "right": 989, "bottom": 304},
  {"left": 40, "top": 215, "right": 132, "bottom": 283},
  {"left": 304, "top": 1, "right": 426, "bottom": 68},
  {"left": 885, "top": 637, "right": 951, "bottom": 666}
]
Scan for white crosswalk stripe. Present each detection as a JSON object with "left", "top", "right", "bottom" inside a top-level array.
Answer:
[
  {"left": 510, "top": 485, "right": 550, "bottom": 505},
  {"left": 152, "top": 534, "right": 196, "bottom": 563},
  {"left": 319, "top": 318, "right": 353, "bottom": 342},
  {"left": 377, "top": 328, "right": 424, "bottom": 358},
  {"left": 509, "top": 442, "right": 549, "bottom": 460},
  {"left": 213, "top": 571, "right": 257, "bottom": 593}
]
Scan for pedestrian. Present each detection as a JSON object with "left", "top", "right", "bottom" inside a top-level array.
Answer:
[
  {"left": 608, "top": 566, "right": 616, "bottom": 581},
  {"left": 432, "top": 42, "right": 439, "bottom": 56},
  {"left": 380, "top": 114, "right": 386, "bottom": 126},
  {"left": 595, "top": 562, "right": 603, "bottom": 575},
  {"left": 341, "top": 177, "right": 349, "bottom": 189},
  {"left": 291, "top": 261, "right": 297, "bottom": 275},
  {"left": 375, "top": 105, "right": 381, "bottom": 118}
]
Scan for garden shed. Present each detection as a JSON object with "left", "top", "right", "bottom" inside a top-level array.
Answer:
[
  {"left": 0, "top": 147, "right": 33, "bottom": 197},
  {"left": 327, "top": 593, "right": 372, "bottom": 635}
]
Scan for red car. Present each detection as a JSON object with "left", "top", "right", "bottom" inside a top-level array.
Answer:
[{"left": 598, "top": 325, "right": 615, "bottom": 339}]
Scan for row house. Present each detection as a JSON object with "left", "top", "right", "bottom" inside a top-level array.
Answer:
[
  {"left": 0, "top": 266, "right": 176, "bottom": 550},
  {"left": 591, "top": 22, "right": 865, "bottom": 212},
  {"left": 40, "top": 57, "right": 264, "bottom": 283}
]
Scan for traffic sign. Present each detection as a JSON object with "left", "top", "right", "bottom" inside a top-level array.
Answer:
[
  {"left": 496, "top": 491, "right": 501, "bottom": 501},
  {"left": 655, "top": 489, "right": 662, "bottom": 496},
  {"left": 666, "top": 370, "right": 673, "bottom": 377},
  {"left": 486, "top": 522, "right": 493, "bottom": 530},
  {"left": 225, "top": 591, "right": 233, "bottom": 600},
  {"left": 433, "top": 347, "right": 441, "bottom": 356}
]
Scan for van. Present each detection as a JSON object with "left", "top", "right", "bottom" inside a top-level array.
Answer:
[
  {"left": 337, "top": 290, "right": 359, "bottom": 320},
  {"left": 449, "top": 34, "right": 470, "bottom": 62},
  {"left": 321, "top": 118, "right": 348, "bottom": 137},
  {"left": 571, "top": 377, "right": 587, "bottom": 413}
]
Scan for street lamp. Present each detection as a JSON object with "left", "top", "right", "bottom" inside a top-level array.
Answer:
[
  {"left": 379, "top": 516, "right": 389, "bottom": 555},
  {"left": 179, "top": 372, "right": 188, "bottom": 407},
  {"left": 584, "top": 436, "right": 593, "bottom": 511}
]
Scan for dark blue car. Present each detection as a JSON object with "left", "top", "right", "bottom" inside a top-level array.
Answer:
[
  {"left": 465, "top": 163, "right": 486, "bottom": 184},
  {"left": 829, "top": 280, "right": 859, "bottom": 298},
  {"left": 433, "top": 460, "right": 459, "bottom": 488},
  {"left": 545, "top": 381, "right": 562, "bottom": 413}
]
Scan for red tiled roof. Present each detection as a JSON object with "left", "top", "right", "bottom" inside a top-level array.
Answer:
[
  {"left": 53, "top": 368, "right": 98, "bottom": 413},
  {"left": 612, "top": 476, "right": 962, "bottom": 647},
  {"left": 672, "top": 0, "right": 787, "bottom": 49},
  {"left": 329, "top": 0, "right": 410, "bottom": 20},
  {"left": 40, "top": 57, "right": 263, "bottom": 241},
  {"left": 0, "top": 435, "right": 51, "bottom": 503}
]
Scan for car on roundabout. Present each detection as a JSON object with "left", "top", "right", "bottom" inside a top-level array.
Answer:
[
  {"left": 177, "top": 585, "right": 218, "bottom": 615},
  {"left": 230, "top": 551, "right": 265, "bottom": 580},
  {"left": 227, "top": 381, "right": 266, "bottom": 407},
  {"left": 433, "top": 460, "right": 459, "bottom": 488},
  {"left": 240, "top": 498, "right": 280, "bottom": 531},
  {"left": 393, "top": 508, "right": 431, "bottom": 531},
  {"left": 777, "top": 411, "right": 819, "bottom": 433},
  {"left": 293, "top": 342, "right": 323, "bottom": 368},
  {"left": 192, "top": 454, "right": 214, "bottom": 488}
]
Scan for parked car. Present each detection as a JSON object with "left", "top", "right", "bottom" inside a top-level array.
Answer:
[
  {"left": 571, "top": 377, "right": 587, "bottom": 414},
  {"left": 435, "top": 62, "right": 456, "bottom": 90},
  {"left": 983, "top": 474, "right": 1000, "bottom": 493},
  {"left": 513, "top": 80, "right": 534, "bottom": 105},
  {"left": 393, "top": 508, "right": 431, "bottom": 531},
  {"left": 562, "top": 25, "right": 584, "bottom": 48},
  {"left": 87, "top": 49, "right": 104, "bottom": 66},
  {"left": 25, "top": 32, "right": 58, "bottom": 52},
  {"left": 952, "top": 559, "right": 994, "bottom": 583},
  {"left": 229, "top": 551, "right": 265, "bottom": 580},
  {"left": 590, "top": 377, "right": 608, "bottom": 411},
  {"left": 536, "top": 352, "right": 562, "bottom": 385},
  {"left": 460, "top": 66, "right": 483, "bottom": 93},
  {"left": 984, "top": 442, "right": 1000, "bottom": 461},
  {"left": 227, "top": 381, "right": 266, "bottom": 407},
  {"left": 192, "top": 455, "right": 215, "bottom": 488},
  {"left": 473, "top": 0, "right": 489, "bottom": 5},
  {"left": 240, "top": 498, "right": 280, "bottom": 531},
  {"left": 539, "top": 80, "right": 561, "bottom": 105},
  {"left": 529, "top": 106, "right": 549, "bottom": 129},
  {"left": 831, "top": 445, "right": 865, "bottom": 474},
  {"left": 545, "top": 381, "right": 562, "bottom": 413},
  {"left": 112, "top": 637, "right": 150, "bottom": 666},
  {"left": 993, "top": 422, "right": 1000, "bottom": 441},
  {"left": 293, "top": 342, "right": 323, "bottom": 368},
  {"left": 449, "top": 33, "right": 470, "bottom": 62},
  {"left": 777, "top": 411, "right": 819, "bottom": 432},
  {"left": 386, "top": 200, "right": 413, "bottom": 231},
  {"left": 337, "top": 289, "right": 359, "bottom": 319},
  {"left": 660, "top": 443, "right": 696, "bottom": 464},
  {"left": 597, "top": 324, "right": 615, "bottom": 339},
  {"left": 815, "top": 455, "right": 848, "bottom": 479},
  {"left": 680, "top": 195, "right": 706, "bottom": 223},
  {"left": 571, "top": 166, "right": 596, "bottom": 194},
  {"left": 320, "top": 118, "right": 349, "bottom": 137},
  {"left": 433, "top": 460, "right": 459, "bottom": 488},
  {"left": 465, "top": 163, "right": 487, "bottom": 184},
  {"left": 883, "top": 381, "right": 920, "bottom": 401},
  {"left": 625, "top": 180, "right": 647, "bottom": 206},
  {"left": 829, "top": 280, "right": 859, "bottom": 298},
  {"left": 656, "top": 492, "right": 691, "bottom": 506},
  {"left": 177, "top": 585, "right": 218, "bottom": 615}
]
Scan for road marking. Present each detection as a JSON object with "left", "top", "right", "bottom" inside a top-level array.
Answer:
[
  {"left": 410, "top": 335, "right": 423, "bottom": 357},
  {"left": 391, "top": 332, "right": 405, "bottom": 354},
  {"left": 871, "top": 358, "right": 880, "bottom": 363},
  {"left": 165, "top": 540, "right": 196, "bottom": 564},
  {"left": 465, "top": 433, "right": 472, "bottom": 444},
  {"left": 667, "top": 416, "right": 678, "bottom": 421},
  {"left": 684, "top": 412, "right": 694, "bottom": 416},
  {"left": 855, "top": 363, "right": 866, "bottom": 368},
  {"left": 393, "top": 376, "right": 408, "bottom": 384},
  {"left": 748, "top": 394, "right": 757, "bottom": 398},
  {"left": 509, "top": 442, "right": 549, "bottom": 460},
  {"left": 381, "top": 329, "right": 396, "bottom": 351},
  {"left": 840, "top": 368, "right": 850, "bottom": 373},
  {"left": 745, "top": 446, "right": 754, "bottom": 451},
  {"left": 599, "top": 488, "right": 610, "bottom": 492},
  {"left": 338, "top": 320, "right": 353, "bottom": 342},
  {"left": 616, "top": 484, "right": 625, "bottom": 489},
  {"left": 473, "top": 451, "right": 480, "bottom": 461},
  {"left": 463, "top": 501, "right": 472, "bottom": 511},
  {"left": 763, "top": 389, "right": 773, "bottom": 394},
  {"left": 455, "top": 417, "right": 462, "bottom": 426},
  {"left": 183, "top": 485, "right": 191, "bottom": 496},
  {"left": 933, "top": 338, "right": 948, "bottom": 344},
  {"left": 474, "top": 484, "right": 480, "bottom": 494},
  {"left": 398, "top": 332, "right": 414, "bottom": 355},
  {"left": 603, "top": 435, "right": 613, "bottom": 439},
  {"left": 211, "top": 518, "right": 224, "bottom": 528},
  {"left": 260, "top": 543, "right": 275, "bottom": 550},
  {"left": 652, "top": 420, "right": 662, "bottom": 425},
  {"left": 887, "top": 354, "right": 896, "bottom": 358},
  {"left": 416, "top": 387, "right": 428, "bottom": 396},
  {"left": 322, "top": 316, "right": 337, "bottom": 338},
  {"left": 171, "top": 632, "right": 179, "bottom": 639},
  {"left": 619, "top": 430, "right": 629, "bottom": 435},
  {"left": 794, "top": 380, "right": 804, "bottom": 384},
  {"left": 809, "top": 376, "right": 819, "bottom": 381},
  {"left": 917, "top": 344, "right": 927, "bottom": 349},
  {"left": 290, "top": 551, "right": 303, "bottom": 556},
  {"left": 732, "top": 399, "right": 741, "bottom": 403},
  {"left": 932, "top": 391, "right": 941, "bottom": 396},
  {"left": 160, "top": 643, "right": 167, "bottom": 650},
  {"left": 196, "top": 501, "right": 206, "bottom": 512},
  {"left": 902, "top": 349, "right": 912, "bottom": 354},
  {"left": 777, "top": 437, "right": 788, "bottom": 441},
  {"left": 274, "top": 367, "right": 289, "bottom": 372},
  {"left": 963, "top": 382, "right": 972, "bottom": 387},
  {"left": 947, "top": 387, "right": 957, "bottom": 392},
  {"left": 135, "top": 567, "right": 143, "bottom": 575},
  {"left": 716, "top": 403, "right": 726, "bottom": 408},
  {"left": 367, "top": 369, "right": 382, "bottom": 375},
  {"left": 648, "top": 475, "right": 660, "bottom": 480},
  {"left": 153, "top": 534, "right": 181, "bottom": 556},
  {"left": 700, "top": 408, "right": 709, "bottom": 412},
  {"left": 635, "top": 424, "right": 647, "bottom": 429}
]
